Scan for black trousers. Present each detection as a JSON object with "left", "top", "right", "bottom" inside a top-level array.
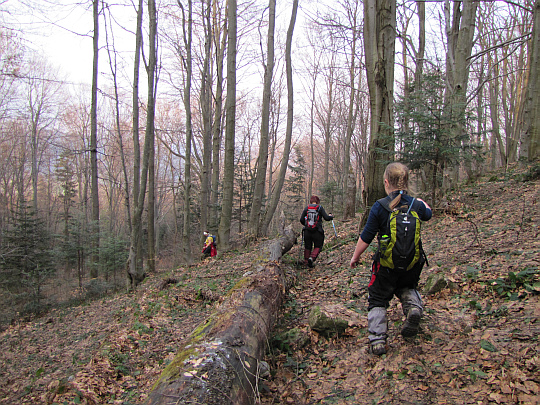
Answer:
[
  {"left": 304, "top": 229, "right": 324, "bottom": 250},
  {"left": 367, "top": 257, "right": 425, "bottom": 311}
]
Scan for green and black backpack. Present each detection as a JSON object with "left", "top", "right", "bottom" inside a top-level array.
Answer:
[{"left": 377, "top": 196, "right": 426, "bottom": 271}]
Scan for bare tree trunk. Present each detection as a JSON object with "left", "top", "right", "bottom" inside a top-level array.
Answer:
[
  {"left": 444, "top": 0, "right": 477, "bottom": 183},
  {"left": 218, "top": 0, "right": 237, "bottom": 251},
  {"left": 476, "top": 54, "right": 485, "bottom": 173},
  {"left": 129, "top": 0, "right": 144, "bottom": 290},
  {"left": 414, "top": 0, "right": 425, "bottom": 90},
  {"left": 362, "top": 0, "right": 396, "bottom": 225},
  {"left": 90, "top": 0, "right": 100, "bottom": 279},
  {"left": 262, "top": 0, "right": 298, "bottom": 236},
  {"left": 129, "top": 0, "right": 158, "bottom": 289},
  {"left": 308, "top": 62, "right": 318, "bottom": 200},
  {"left": 343, "top": 0, "right": 359, "bottom": 219},
  {"left": 180, "top": 0, "right": 194, "bottom": 264},
  {"left": 147, "top": 0, "right": 157, "bottom": 274},
  {"left": 267, "top": 97, "right": 280, "bottom": 197},
  {"left": 521, "top": 0, "right": 540, "bottom": 162},
  {"left": 249, "top": 0, "right": 276, "bottom": 238},
  {"left": 148, "top": 132, "right": 156, "bottom": 272},
  {"left": 323, "top": 57, "right": 335, "bottom": 185},
  {"left": 210, "top": 0, "right": 227, "bottom": 234},
  {"left": 200, "top": 0, "right": 212, "bottom": 236},
  {"left": 29, "top": 100, "right": 42, "bottom": 216}
]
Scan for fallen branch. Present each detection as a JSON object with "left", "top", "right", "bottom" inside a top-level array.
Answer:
[{"left": 463, "top": 216, "right": 483, "bottom": 251}]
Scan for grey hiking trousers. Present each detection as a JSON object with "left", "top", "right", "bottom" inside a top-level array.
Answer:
[
  {"left": 367, "top": 259, "right": 425, "bottom": 345},
  {"left": 368, "top": 288, "right": 423, "bottom": 345}
]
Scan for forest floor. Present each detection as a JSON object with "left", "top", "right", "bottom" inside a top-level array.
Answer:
[{"left": 0, "top": 163, "right": 539, "bottom": 405}]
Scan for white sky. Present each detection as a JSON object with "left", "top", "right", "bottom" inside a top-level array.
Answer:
[{"left": 3, "top": 0, "right": 137, "bottom": 86}]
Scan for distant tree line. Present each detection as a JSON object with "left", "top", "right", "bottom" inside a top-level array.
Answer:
[{"left": 0, "top": 0, "right": 538, "bottom": 321}]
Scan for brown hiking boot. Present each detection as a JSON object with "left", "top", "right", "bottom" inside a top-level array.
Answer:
[
  {"left": 371, "top": 342, "right": 386, "bottom": 356},
  {"left": 401, "top": 307, "right": 421, "bottom": 338}
]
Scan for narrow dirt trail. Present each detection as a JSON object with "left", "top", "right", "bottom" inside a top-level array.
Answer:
[{"left": 261, "top": 169, "right": 540, "bottom": 404}]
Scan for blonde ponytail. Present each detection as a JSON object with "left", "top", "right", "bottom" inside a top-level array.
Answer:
[{"left": 384, "top": 163, "right": 409, "bottom": 210}]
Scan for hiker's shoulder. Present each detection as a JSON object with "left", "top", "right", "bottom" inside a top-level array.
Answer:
[{"left": 374, "top": 197, "right": 391, "bottom": 212}]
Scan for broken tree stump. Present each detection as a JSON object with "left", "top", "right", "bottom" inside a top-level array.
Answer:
[{"left": 144, "top": 225, "right": 296, "bottom": 405}]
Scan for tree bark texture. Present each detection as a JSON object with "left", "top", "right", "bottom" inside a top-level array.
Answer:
[
  {"left": 144, "top": 226, "right": 296, "bottom": 405},
  {"left": 200, "top": 0, "right": 212, "bottom": 235},
  {"left": 444, "top": 0, "right": 477, "bottom": 183},
  {"left": 182, "top": 0, "right": 194, "bottom": 265},
  {"left": 147, "top": 0, "right": 157, "bottom": 272},
  {"left": 342, "top": 0, "right": 359, "bottom": 220},
  {"left": 522, "top": 0, "right": 540, "bottom": 161},
  {"left": 210, "top": 0, "right": 227, "bottom": 233},
  {"left": 323, "top": 63, "right": 334, "bottom": 186},
  {"left": 262, "top": 0, "right": 297, "bottom": 236},
  {"left": 129, "top": 0, "right": 144, "bottom": 290},
  {"left": 249, "top": 0, "right": 276, "bottom": 238},
  {"left": 90, "top": 0, "right": 100, "bottom": 279},
  {"left": 414, "top": 0, "right": 425, "bottom": 90},
  {"left": 218, "top": 0, "right": 237, "bottom": 251},
  {"left": 362, "top": 0, "right": 396, "bottom": 225}
]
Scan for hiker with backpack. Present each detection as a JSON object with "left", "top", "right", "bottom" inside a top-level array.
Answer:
[
  {"left": 300, "top": 195, "right": 334, "bottom": 268},
  {"left": 202, "top": 231, "right": 217, "bottom": 258},
  {"left": 350, "top": 162, "right": 432, "bottom": 356}
]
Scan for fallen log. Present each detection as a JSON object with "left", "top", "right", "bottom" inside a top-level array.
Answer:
[{"left": 144, "top": 225, "right": 297, "bottom": 405}]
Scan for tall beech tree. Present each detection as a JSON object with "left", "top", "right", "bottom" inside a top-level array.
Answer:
[
  {"left": 90, "top": 0, "right": 100, "bottom": 278},
  {"left": 443, "top": 0, "right": 478, "bottom": 184},
  {"left": 146, "top": 0, "right": 158, "bottom": 273},
  {"left": 522, "top": 0, "right": 540, "bottom": 161},
  {"left": 128, "top": 0, "right": 158, "bottom": 288},
  {"left": 199, "top": 0, "right": 213, "bottom": 237},
  {"left": 262, "top": 0, "right": 298, "bottom": 236},
  {"left": 342, "top": 0, "right": 361, "bottom": 219},
  {"left": 218, "top": 0, "right": 237, "bottom": 251},
  {"left": 209, "top": 0, "right": 227, "bottom": 234},
  {"left": 249, "top": 0, "right": 276, "bottom": 238},
  {"left": 128, "top": 0, "right": 144, "bottom": 289},
  {"left": 362, "top": 0, "right": 396, "bottom": 224},
  {"left": 180, "top": 0, "right": 194, "bottom": 265}
]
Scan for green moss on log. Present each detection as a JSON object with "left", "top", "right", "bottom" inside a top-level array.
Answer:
[
  {"left": 226, "top": 276, "right": 254, "bottom": 296},
  {"left": 150, "top": 316, "right": 216, "bottom": 390}
]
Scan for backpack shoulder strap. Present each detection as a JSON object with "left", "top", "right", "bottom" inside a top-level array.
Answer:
[
  {"left": 377, "top": 197, "right": 392, "bottom": 213},
  {"left": 406, "top": 198, "right": 416, "bottom": 215}
]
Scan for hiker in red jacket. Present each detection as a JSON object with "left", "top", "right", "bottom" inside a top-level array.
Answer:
[{"left": 300, "top": 195, "right": 334, "bottom": 268}]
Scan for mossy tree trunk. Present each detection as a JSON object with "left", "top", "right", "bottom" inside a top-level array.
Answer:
[{"left": 145, "top": 225, "right": 296, "bottom": 405}]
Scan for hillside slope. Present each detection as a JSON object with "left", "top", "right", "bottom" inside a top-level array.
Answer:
[
  {"left": 260, "top": 165, "right": 539, "bottom": 404},
  {"left": 0, "top": 164, "right": 538, "bottom": 405}
]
